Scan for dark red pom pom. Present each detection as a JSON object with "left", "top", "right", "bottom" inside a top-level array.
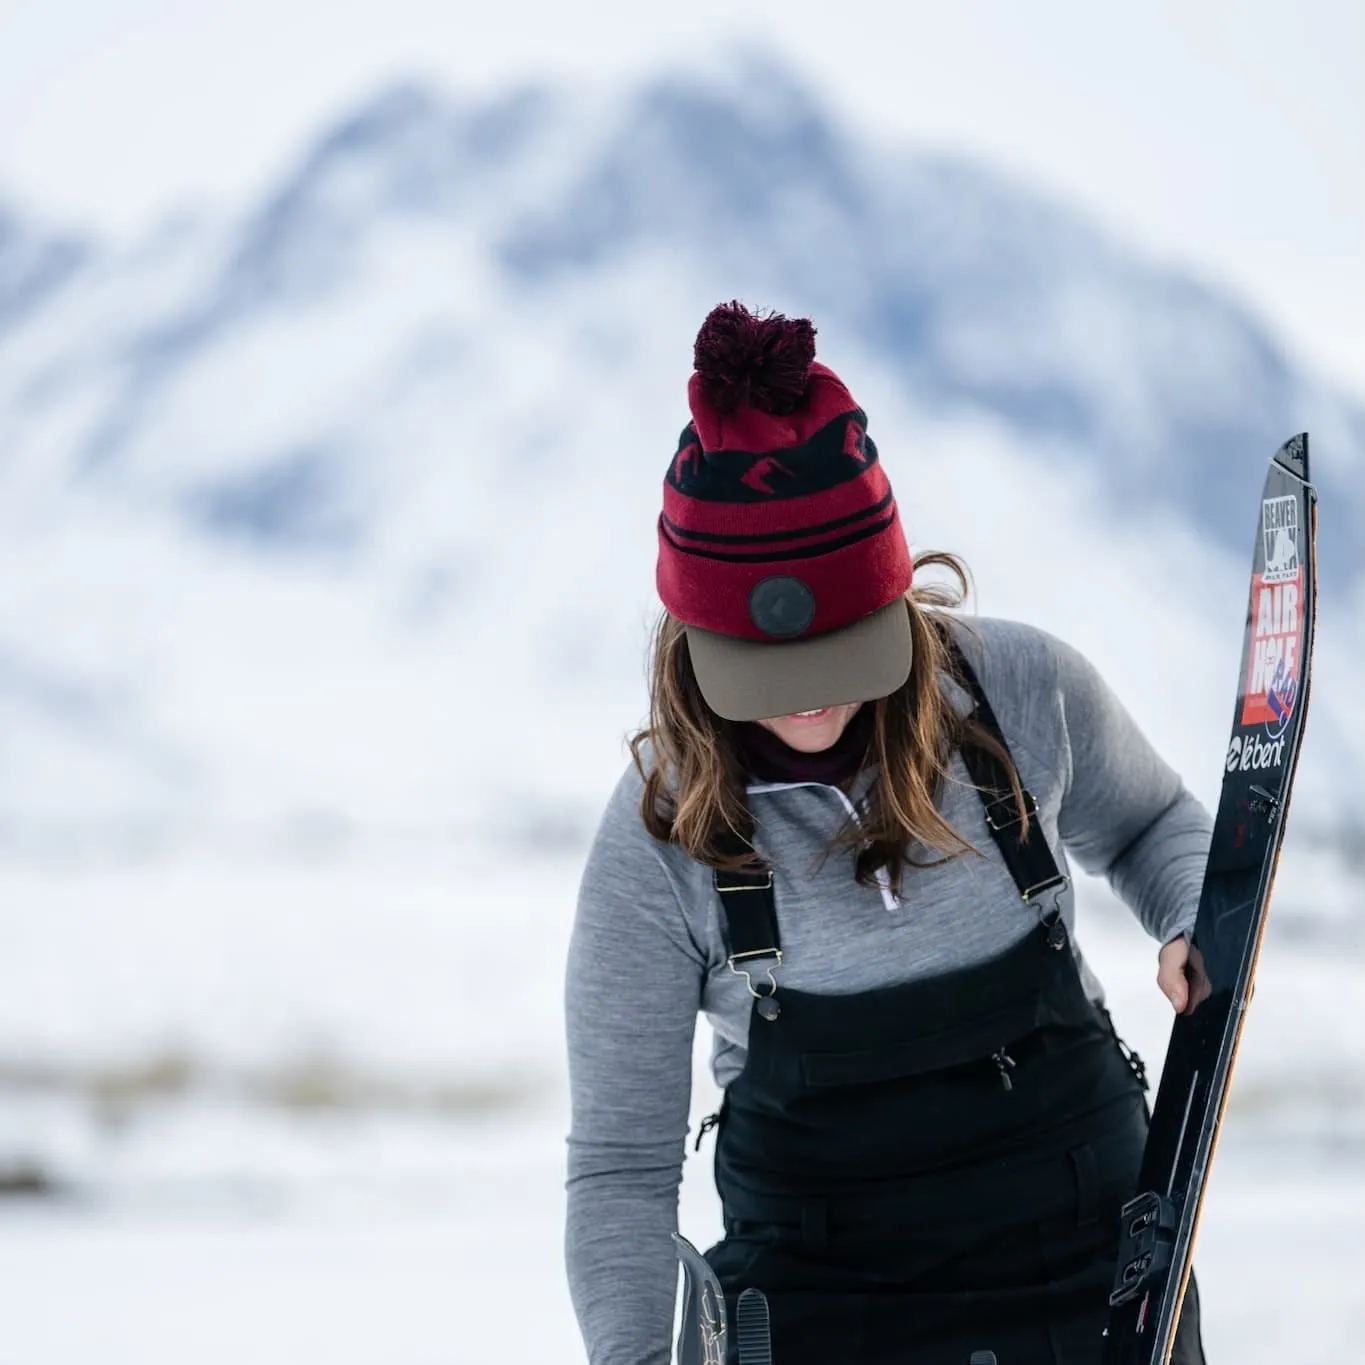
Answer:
[{"left": 692, "top": 301, "right": 817, "bottom": 417}]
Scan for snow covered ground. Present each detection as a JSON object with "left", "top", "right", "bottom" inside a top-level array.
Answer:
[
  {"left": 1, "top": 847, "right": 1360, "bottom": 1363},
  {"left": 0, "top": 1118, "right": 1361, "bottom": 1364}
]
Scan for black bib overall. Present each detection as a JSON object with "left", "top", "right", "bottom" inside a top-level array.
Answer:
[{"left": 702, "top": 651, "right": 1205, "bottom": 1365}]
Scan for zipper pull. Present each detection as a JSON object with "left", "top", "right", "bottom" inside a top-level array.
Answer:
[
  {"left": 991, "top": 1049, "right": 1017, "bottom": 1092},
  {"left": 1116, "top": 1037, "right": 1149, "bottom": 1092},
  {"left": 693, "top": 1113, "right": 720, "bottom": 1152}
]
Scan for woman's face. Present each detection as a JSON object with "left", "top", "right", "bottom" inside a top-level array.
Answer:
[{"left": 755, "top": 702, "right": 862, "bottom": 753}]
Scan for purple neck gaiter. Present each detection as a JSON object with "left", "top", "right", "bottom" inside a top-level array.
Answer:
[{"left": 735, "top": 703, "right": 876, "bottom": 786}]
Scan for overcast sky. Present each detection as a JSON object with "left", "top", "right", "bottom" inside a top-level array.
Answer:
[{"left": 1, "top": 0, "right": 1360, "bottom": 396}]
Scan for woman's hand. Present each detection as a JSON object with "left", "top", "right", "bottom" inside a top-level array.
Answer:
[{"left": 1158, "top": 935, "right": 1213, "bottom": 1014}]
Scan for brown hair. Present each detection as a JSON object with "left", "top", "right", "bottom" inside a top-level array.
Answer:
[{"left": 627, "top": 551, "right": 1028, "bottom": 898}]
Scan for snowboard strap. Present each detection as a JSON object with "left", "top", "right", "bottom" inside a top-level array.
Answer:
[{"left": 735, "top": 1288, "right": 774, "bottom": 1365}]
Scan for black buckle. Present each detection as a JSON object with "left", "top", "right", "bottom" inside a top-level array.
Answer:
[
  {"left": 1108, "top": 1191, "right": 1178, "bottom": 1306},
  {"left": 983, "top": 787, "right": 1038, "bottom": 833},
  {"left": 1042, "top": 907, "right": 1068, "bottom": 949}
]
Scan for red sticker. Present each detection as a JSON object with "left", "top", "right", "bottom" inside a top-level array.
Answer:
[
  {"left": 1240, "top": 494, "right": 1302, "bottom": 730},
  {"left": 1240, "top": 568, "right": 1302, "bottom": 728}
]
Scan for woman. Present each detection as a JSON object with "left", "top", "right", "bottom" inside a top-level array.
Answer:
[{"left": 564, "top": 302, "right": 1210, "bottom": 1364}]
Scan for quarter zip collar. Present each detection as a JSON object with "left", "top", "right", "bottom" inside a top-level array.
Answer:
[{"left": 744, "top": 775, "right": 900, "bottom": 913}]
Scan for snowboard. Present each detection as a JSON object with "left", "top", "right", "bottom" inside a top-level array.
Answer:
[{"left": 1103, "top": 432, "right": 1318, "bottom": 1364}]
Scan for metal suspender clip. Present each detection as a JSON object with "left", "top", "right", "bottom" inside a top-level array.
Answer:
[
  {"left": 1022, "top": 871, "right": 1071, "bottom": 904},
  {"left": 982, "top": 786, "right": 1039, "bottom": 832},
  {"left": 713, "top": 868, "right": 774, "bottom": 892},
  {"left": 727, "top": 948, "right": 782, "bottom": 1019},
  {"left": 713, "top": 861, "right": 782, "bottom": 1019}
]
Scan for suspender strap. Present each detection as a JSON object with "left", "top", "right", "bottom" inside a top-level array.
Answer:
[
  {"left": 710, "top": 635, "right": 1064, "bottom": 965},
  {"left": 712, "top": 828, "right": 782, "bottom": 965},
  {"left": 946, "top": 637, "right": 1070, "bottom": 908}
]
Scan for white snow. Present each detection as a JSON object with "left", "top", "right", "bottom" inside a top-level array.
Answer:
[
  {"left": 0, "top": 848, "right": 1361, "bottom": 1362},
  {"left": 0, "top": 1132, "right": 1360, "bottom": 1364}
]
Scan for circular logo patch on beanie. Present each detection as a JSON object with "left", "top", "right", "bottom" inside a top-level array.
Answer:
[{"left": 748, "top": 576, "right": 817, "bottom": 638}]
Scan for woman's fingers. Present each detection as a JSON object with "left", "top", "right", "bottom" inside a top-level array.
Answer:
[
  {"left": 1184, "top": 943, "right": 1214, "bottom": 1012},
  {"left": 1158, "top": 936, "right": 1191, "bottom": 1012},
  {"left": 1158, "top": 936, "right": 1215, "bottom": 1014}
]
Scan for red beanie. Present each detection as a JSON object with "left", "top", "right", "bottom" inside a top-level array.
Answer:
[{"left": 655, "top": 302, "right": 914, "bottom": 721}]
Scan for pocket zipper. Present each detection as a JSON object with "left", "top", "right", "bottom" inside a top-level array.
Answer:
[
  {"left": 693, "top": 1112, "right": 720, "bottom": 1152},
  {"left": 991, "top": 1048, "right": 1018, "bottom": 1092}
]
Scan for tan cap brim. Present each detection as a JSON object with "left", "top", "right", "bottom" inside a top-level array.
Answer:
[{"left": 685, "top": 599, "right": 913, "bottom": 723}]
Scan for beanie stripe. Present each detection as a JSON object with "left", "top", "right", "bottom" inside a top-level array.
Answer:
[
  {"left": 661, "top": 490, "right": 895, "bottom": 546},
  {"left": 658, "top": 510, "right": 898, "bottom": 565},
  {"left": 662, "top": 453, "right": 893, "bottom": 539}
]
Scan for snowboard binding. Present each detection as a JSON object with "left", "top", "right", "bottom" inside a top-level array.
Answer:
[{"left": 673, "top": 1233, "right": 774, "bottom": 1365}]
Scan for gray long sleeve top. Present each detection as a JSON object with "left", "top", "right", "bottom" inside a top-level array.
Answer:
[{"left": 563, "top": 616, "right": 1213, "bottom": 1365}]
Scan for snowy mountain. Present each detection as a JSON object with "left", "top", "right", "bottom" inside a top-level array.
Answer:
[{"left": 0, "top": 55, "right": 1362, "bottom": 850}]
